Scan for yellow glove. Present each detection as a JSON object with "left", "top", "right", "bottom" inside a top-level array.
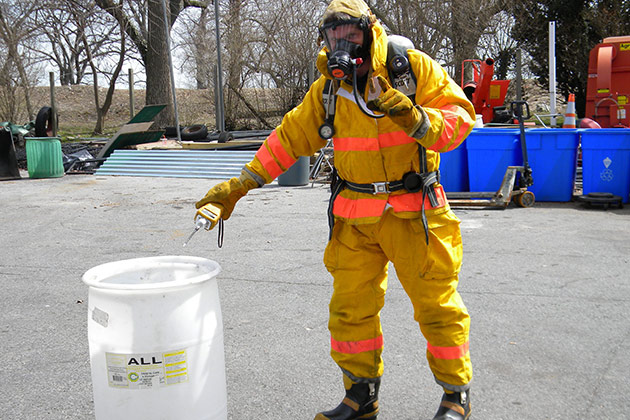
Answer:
[
  {"left": 195, "top": 169, "right": 260, "bottom": 220},
  {"left": 367, "top": 75, "right": 424, "bottom": 136}
]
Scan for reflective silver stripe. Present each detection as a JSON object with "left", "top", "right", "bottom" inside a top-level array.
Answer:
[
  {"left": 411, "top": 106, "right": 430, "bottom": 140},
  {"left": 242, "top": 166, "right": 265, "bottom": 187},
  {"left": 341, "top": 368, "right": 381, "bottom": 384},
  {"left": 435, "top": 376, "right": 471, "bottom": 393}
]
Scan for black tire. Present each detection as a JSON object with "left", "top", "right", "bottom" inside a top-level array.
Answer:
[
  {"left": 164, "top": 126, "right": 183, "bottom": 137},
  {"left": 217, "top": 131, "right": 233, "bottom": 143},
  {"left": 35, "top": 106, "right": 55, "bottom": 137},
  {"left": 180, "top": 124, "right": 209, "bottom": 141}
]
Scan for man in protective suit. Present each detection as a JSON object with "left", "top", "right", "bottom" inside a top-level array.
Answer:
[{"left": 195, "top": 0, "right": 475, "bottom": 418}]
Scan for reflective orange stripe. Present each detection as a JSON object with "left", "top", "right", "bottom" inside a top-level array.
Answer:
[
  {"left": 266, "top": 130, "right": 297, "bottom": 169},
  {"left": 432, "top": 105, "right": 472, "bottom": 152},
  {"left": 449, "top": 115, "right": 473, "bottom": 152},
  {"left": 333, "top": 196, "right": 387, "bottom": 218},
  {"left": 427, "top": 341, "right": 469, "bottom": 360},
  {"left": 378, "top": 131, "right": 416, "bottom": 148},
  {"left": 334, "top": 136, "right": 379, "bottom": 151},
  {"left": 334, "top": 132, "right": 415, "bottom": 152},
  {"left": 254, "top": 144, "right": 283, "bottom": 179},
  {"left": 388, "top": 185, "right": 446, "bottom": 212},
  {"left": 331, "top": 335, "right": 384, "bottom": 354},
  {"left": 333, "top": 187, "right": 446, "bottom": 219}
]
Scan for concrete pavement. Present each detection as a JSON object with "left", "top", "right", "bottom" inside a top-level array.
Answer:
[{"left": 1, "top": 172, "right": 629, "bottom": 419}]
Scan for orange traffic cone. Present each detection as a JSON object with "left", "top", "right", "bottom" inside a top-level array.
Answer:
[{"left": 563, "top": 94, "right": 576, "bottom": 128}]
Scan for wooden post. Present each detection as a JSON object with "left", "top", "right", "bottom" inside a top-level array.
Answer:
[
  {"left": 49, "top": 72, "right": 58, "bottom": 137},
  {"left": 128, "top": 68, "right": 135, "bottom": 118}
]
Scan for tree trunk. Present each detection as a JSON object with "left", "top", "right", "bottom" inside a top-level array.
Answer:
[
  {"left": 145, "top": 0, "right": 174, "bottom": 127},
  {"left": 224, "top": 0, "right": 244, "bottom": 130},
  {"left": 195, "top": 7, "right": 212, "bottom": 90}
]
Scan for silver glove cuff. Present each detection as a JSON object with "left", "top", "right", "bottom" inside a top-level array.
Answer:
[
  {"left": 410, "top": 105, "right": 430, "bottom": 140},
  {"left": 242, "top": 167, "right": 265, "bottom": 187}
]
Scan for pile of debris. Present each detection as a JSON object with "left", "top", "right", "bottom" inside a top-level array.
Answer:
[{"left": 13, "top": 141, "right": 103, "bottom": 173}]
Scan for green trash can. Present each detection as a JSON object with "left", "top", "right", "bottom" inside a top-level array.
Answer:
[
  {"left": 278, "top": 156, "right": 310, "bottom": 186},
  {"left": 26, "top": 137, "right": 64, "bottom": 179}
]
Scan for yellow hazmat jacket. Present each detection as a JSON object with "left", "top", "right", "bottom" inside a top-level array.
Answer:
[{"left": 247, "top": 20, "right": 475, "bottom": 225}]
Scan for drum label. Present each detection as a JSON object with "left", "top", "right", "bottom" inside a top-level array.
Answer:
[{"left": 105, "top": 349, "right": 188, "bottom": 389}]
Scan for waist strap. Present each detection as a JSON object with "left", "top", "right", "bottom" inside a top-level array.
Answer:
[
  {"left": 328, "top": 171, "right": 441, "bottom": 244},
  {"left": 344, "top": 171, "right": 440, "bottom": 208},
  {"left": 344, "top": 180, "right": 405, "bottom": 194}
]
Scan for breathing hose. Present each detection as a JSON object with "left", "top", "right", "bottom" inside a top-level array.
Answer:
[{"left": 352, "top": 65, "right": 385, "bottom": 119}]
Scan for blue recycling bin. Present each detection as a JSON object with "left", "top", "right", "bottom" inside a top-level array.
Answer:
[
  {"left": 525, "top": 128, "right": 579, "bottom": 202},
  {"left": 466, "top": 128, "right": 522, "bottom": 192},
  {"left": 439, "top": 140, "right": 469, "bottom": 192},
  {"left": 581, "top": 129, "right": 630, "bottom": 203}
]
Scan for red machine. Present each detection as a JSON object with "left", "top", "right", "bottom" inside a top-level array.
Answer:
[
  {"left": 461, "top": 58, "right": 511, "bottom": 123},
  {"left": 585, "top": 36, "right": 630, "bottom": 128}
]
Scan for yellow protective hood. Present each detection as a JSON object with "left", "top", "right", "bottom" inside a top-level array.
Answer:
[{"left": 320, "top": 0, "right": 375, "bottom": 24}]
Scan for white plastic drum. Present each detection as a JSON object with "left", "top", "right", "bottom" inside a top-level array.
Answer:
[{"left": 82, "top": 256, "right": 226, "bottom": 420}]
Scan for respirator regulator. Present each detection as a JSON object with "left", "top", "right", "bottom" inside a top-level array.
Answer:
[{"left": 326, "top": 38, "right": 363, "bottom": 80}]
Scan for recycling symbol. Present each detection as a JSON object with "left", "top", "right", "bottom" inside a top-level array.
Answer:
[{"left": 600, "top": 169, "right": 614, "bottom": 182}]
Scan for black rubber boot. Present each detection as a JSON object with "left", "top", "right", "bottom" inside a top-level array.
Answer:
[
  {"left": 314, "top": 375, "right": 380, "bottom": 420},
  {"left": 432, "top": 390, "right": 471, "bottom": 420}
]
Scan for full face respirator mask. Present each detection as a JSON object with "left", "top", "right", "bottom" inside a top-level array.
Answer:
[
  {"left": 318, "top": 16, "right": 385, "bottom": 120},
  {"left": 319, "top": 18, "right": 370, "bottom": 81}
]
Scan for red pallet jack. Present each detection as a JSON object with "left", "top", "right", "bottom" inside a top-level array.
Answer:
[{"left": 447, "top": 101, "right": 535, "bottom": 208}]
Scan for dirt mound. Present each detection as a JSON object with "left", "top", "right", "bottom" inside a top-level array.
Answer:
[{"left": 29, "top": 85, "right": 216, "bottom": 136}]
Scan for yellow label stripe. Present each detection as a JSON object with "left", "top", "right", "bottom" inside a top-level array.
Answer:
[
  {"left": 166, "top": 360, "right": 186, "bottom": 367},
  {"left": 166, "top": 367, "right": 187, "bottom": 374},
  {"left": 166, "top": 372, "right": 187, "bottom": 378},
  {"left": 164, "top": 350, "right": 185, "bottom": 357}
]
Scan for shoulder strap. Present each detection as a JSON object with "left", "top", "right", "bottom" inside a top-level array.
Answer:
[{"left": 322, "top": 79, "right": 336, "bottom": 125}]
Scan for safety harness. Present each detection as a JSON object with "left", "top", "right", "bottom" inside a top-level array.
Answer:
[{"left": 323, "top": 35, "right": 440, "bottom": 244}]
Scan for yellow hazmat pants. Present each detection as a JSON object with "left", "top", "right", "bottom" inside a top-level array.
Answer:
[{"left": 323, "top": 208, "right": 472, "bottom": 391}]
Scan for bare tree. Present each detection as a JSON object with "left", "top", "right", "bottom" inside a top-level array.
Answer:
[
  {"left": 95, "top": 0, "right": 210, "bottom": 127},
  {"left": 31, "top": 0, "right": 88, "bottom": 85},
  {"left": 368, "top": 0, "right": 507, "bottom": 83},
  {"left": 64, "top": 0, "right": 127, "bottom": 134},
  {"left": 245, "top": 0, "right": 323, "bottom": 108},
  {"left": 0, "top": 1, "right": 42, "bottom": 121},
  {"left": 476, "top": 10, "right": 518, "bottom": 80},
  {"left": 175, "top": 6, "right": 215, "bottom": 89},
  {"left": 174, "top": 0, "right": 323, "bottom": 128},
  {"left": 31, "top": 0, "right": 124, "bottom": 87}
]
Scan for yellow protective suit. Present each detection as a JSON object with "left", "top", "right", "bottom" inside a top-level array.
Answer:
[{"left": 238, "top": 0, "right": 475, "bottom": 393}]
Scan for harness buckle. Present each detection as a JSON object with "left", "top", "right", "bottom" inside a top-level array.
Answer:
[{"left": 372, "top": 182, "right": 389, "bottom": 194}]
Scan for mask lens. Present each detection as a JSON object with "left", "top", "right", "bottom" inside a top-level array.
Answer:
[{"left": 321, "top": 22, "right": 362, "bottom": 53}]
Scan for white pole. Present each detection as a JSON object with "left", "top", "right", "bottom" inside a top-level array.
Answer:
[{"left": 549, "top": 21, "right": 557, "bottom": 127}]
